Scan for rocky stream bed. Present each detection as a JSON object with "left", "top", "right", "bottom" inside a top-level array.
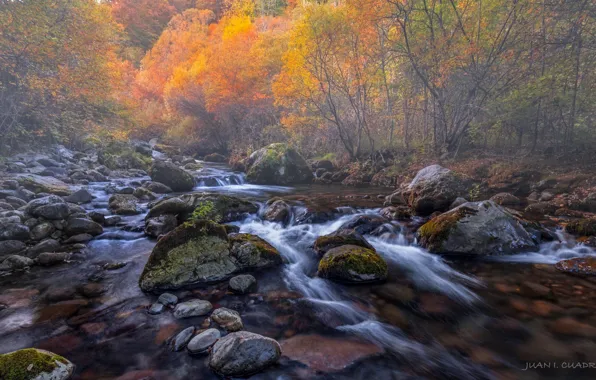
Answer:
[{"left": 1, "top": 143, "right": 596, "bottom": 379}]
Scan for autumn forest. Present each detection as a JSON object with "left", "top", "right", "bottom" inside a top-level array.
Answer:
[{"left": 1, "top": 0, "right": 595, "bottom": 161}]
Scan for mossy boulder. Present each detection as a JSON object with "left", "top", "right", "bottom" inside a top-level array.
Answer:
[
  {"left": 0, "top": 348, "right": 74, "bottom": 380},
  {"left": 418, "top": 200, "right": 538, "bottom": 256},
  {"left": 245, "top": 143, "right": 313, "bottom": 185},
  {"left": 98, "top": 144, "right": 152, "bottom": 171},
  {"left": 139, "top": 221, "right": 281, "bottom": 292},
  {"left": 146, "top": 193, "right": 258, "bottom": 224},
  {"left": 318, "top": 245, "right": 387, "bottom": 283},
  {"left": 16, "top": 174, "right": 72, "bottom": 196},
  {"left": 565, "top": 219, "right": 596, "bottom": 237},
  {"left": 313, "top": 229, "right": 373, "bottom": 257},
  {"left": 149, "top": 161, "right": 195, "bottom": 192},
  {"left": 404, "top": 165, "right": 472, "bottom": 216}
]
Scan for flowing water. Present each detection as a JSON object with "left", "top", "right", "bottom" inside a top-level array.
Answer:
[{"left": 1, "top": 161, "right": 596, "bottom": 379}]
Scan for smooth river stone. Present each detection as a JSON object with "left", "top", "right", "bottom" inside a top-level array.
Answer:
[
  {"left": 187, "top": 328, "right": 221, "bottom": 354},
  {"left": 173, "top": 299, "right": 212, "bottom": 319},
  {"left": 172, "top": 326, "right": 195, "bottom": 351}
]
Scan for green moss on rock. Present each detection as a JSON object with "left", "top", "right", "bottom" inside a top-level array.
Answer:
[
  {"left": 0, "top": 348, "right": 72, "bottom": 380},
  {"left": 418, "top": 206, "right": 477, "bottom": 252},
  {"left": 229, "top": 233, "right": 283, "bottom": 266},
  {"left": 318, "top": 245, "right": 387, "bottom": 283},
  {"left": 565, "top": 219, "right": 596, "bottom": 237}
]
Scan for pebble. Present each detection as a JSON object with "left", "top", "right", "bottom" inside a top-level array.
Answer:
[
  {"left": 187, "top": 328, "right": 221, "bottom": 354},
  {"left": 211, "top": 307, "right": 243, "bottom": 332},
  {"left": 173, "top": 299, "right": 212, "bottom": 319},
  {"left": 148, "top": 303, "right": 165, "bottom": 315},
  {"left": 172, "top": 326, "right": 195, "bottom": 351}
]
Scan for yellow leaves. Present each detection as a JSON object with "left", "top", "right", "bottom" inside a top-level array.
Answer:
[{"left": 222, "top": 15, "right": 255, "bottom": 41}]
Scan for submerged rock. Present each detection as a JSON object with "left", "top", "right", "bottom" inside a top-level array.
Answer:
[
  {"left": 245, "top": 143, "right": 312, "bottom": 185},
  {"left": 418, "top": 200, "right": 538, "bottom": 255},
  {"left": 318, "top": 245, "right": 387, "bottom": 283},
  {"left": 149, "top": 161, "right": 195, "bottom": 192},
  {"left": 139, "top": 221, "right": 282, "bottom": 292},
  {"left": 404, "top": 165, "right": 471, "bottom": 216},
  {"left": 209, "top": 331, "right": 281, "bottom": 377},
  {"left": 0, "top": 348, "right": 74, "bottom": 380}
]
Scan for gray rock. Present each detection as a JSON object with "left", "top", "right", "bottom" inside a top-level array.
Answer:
[
  {"left": 143, "top": 181, "right": 172, "bottom": 194},
  {"left": 31, "top": 222, "right": 56, "bottom": 241},
  {"left": 64, "top": 188, "right": 93, "bottom": 204},
  {"left": 449, "top": 197, "right": 468, "bottom": 210},
  {"left": 144, "top": 214, "right": 177, "bottom": 238},
  {"left": 26, "top": 195, "right": 70, "bottom": 220},
  {"left": 65, "top": 218, "right": 103, "bottom": 236},
  {"left": 88, "top": 211, "right": 106, "bottom": 224},
  {"left": 29, "top": 239, "right": 61, "bottom": 256},
  {"left": 404, "top": 165, "right": 472, "bottom": 216},
  {"left": 2, "top": 180, "right": 19, "bottom": 189},
  {"left": 133, "top": 187, "right": 157, "bottom": 201},
  {"left": 158, "top": 293, "right": 178, "bottom": 306},
  {"left": 229, "top": 274, "right": 257, "bottom": 294},
  {"left": 64, "top": 233, "right": 94, "bottom": 244},
  {"left": 173, "top": 299, "right": 213, "bottom": 319},
  {"left": 148, "top": 302, "right": 165, "bottom": 315},
  {"left": 187, "top": 328, "right": 221, "bottom": 354},
  {"left": 418, "top": 200, "right": 538, "bottom": 255},
  {"left": 245, "top": 143, "right": 313, "bottom": 185},
  {"left": 263, "top": 200, "right": 291, "bottom": 225},
  {"left": 17, "top": 174, "right": 72, "bottom": 196},
  {"left": 149, "top": 161, "right": 195, "bottom": 192},
  {"left": 209, "top": 331, "right": 282, "bottom": 377},
  {"left": 0, "top": 255, "right": 34, "bottom": 271},
  {"left": 0, "top": 220, "right": 30, "bottom": 241},
  {"left": 104, "top": 215, "right": 122, "bottom": 227},
  {"left": 108, "top": 194, "right": 141, "bottom": 215},
  {"left": 0, "top": 201, "right": 14, "bottom": 211},
  {"left": 211, "top": 308, "right": 243, "bottom": 332},
  {"left": 0, "top": 240, "right": 27, "bottom": 256},
  {"left": 0, "top": 348, "right": 74, "bottom": 380},
  {"left": 172, "top": 326, "right": 195, "bottom": 351},
  {"left": 490, "top": 192, "right": 521, "bottom": 207},
  {"left": 4, "top": 196, "right": 27, "bottom": 208},
  {"left": 37, "top": 251, "right": 71, "bottom": 266}
]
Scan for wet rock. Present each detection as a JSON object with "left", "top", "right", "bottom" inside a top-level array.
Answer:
[
  {"left": 144, "top": 214, "right": 177, "bottom": 238},
  {"left": 103, "top": 261, "right": 127, "bottom": 270},
  {"left": 4, "top": 196, "right": 27, "bottom": 208},
  {"left": 64, "top": 233, "right": 94, "bottom": 244},
  {"left": 26, "top": 195, "right": 70, "bottom": 220},
  {"left": 29, "top": 239, "right": 61, "bottom": 256},
  {"left": 0, "top": 348, "right": 74, "bottom": 380},
  {"left": 379, "top": 206, "right": 411, "bottom": 220},
  {"left": 143, "top": 181, "right": 172, "bottom": 194},
  {"left": 524, "top": 201, "right": 557, "bottom": 217},
  {"left": 318, "top": 245, "right": 388, "bottom": 283},
  {"left": 337, "top": 214, "right": 388, "bottom": 235},
  {"left": 132, "top": 187, "right": 157, "bottom": 201},
  {"left": 209, "top": 331, "right": 281, "bottom": 377},
  {"left": 565, "top": 218, "right": 596, "bottom": 237},
  {"left": 280, "top": 334, "right": 382, "bottom": 373},
  {"left": 64, "top": 188, "right": 93, "bottom": 204},
  {"left": 0, "top": 220, "right": 30, "bottom": 241},
  {"left": 37, "top": 252, "right": 70, "bottom": 266},
  {"left": 263, "top": 200, "right": 291, "bottom": 225},
  {"left": 418, "top": 200, "right": 538, "bottom": 255},
  {"left": 245, "top": 143, "right": 312, "bottom": 185},
  {"left": 173, "top": 299, "right": 213, "bottom": 319},
  {"left": 212, "top": 307, "right": 243, "bottom": 332},
  {"left": 229, "top": 274, "right": 257, "bottom": 294},
  {"left": 65, "top": 218, "right": 103, "bottom": 236},
  {"left": 0, "top": 255, "right": 34, "bottom": 271},
  {"left": 108, "top": 194, "right": 141, "bottom": 215},
  {"left": 31, "top": 222, "right": 56, "bottom": 241},
  {"left": 0, "top": 240, "right": 26, "bottom": 257},
  {"left": 2, "top": 180, "right": 19, "bottom": 189},
  {"left": 139, "top": 221, "right": 281, "bottom": 292},
  {"left": 16, "top": 174, "right": 72, "bottom": 196},
  {"left": 403, "top": 165, "right": 472, "bottom": 216},
  {"left": 148, "top": 302, "right": 165, "bottom": 315},
  {"left": 149, "top": 161, "right": 195, "bottom": 192},
  {"left": 158, "top": 293, "right": 178, "bottom": 306},
  {"left": 79, "top": 283, "right": 108, "bottom": 298},
  {"left": 554, "top": 257, "right": 596, "bottom": 276},
  {"left": 188, "top": 328, "right": 221, "bottom": 354},
  {"left": 104, "top": 216, "right": 122, "bottom": 227},
  {"left": 88, "top": 211, "right": 106, "bottom": 224},
  {"left": 0, "top": 201, "right": 14, "bottom": 211},
  {"left": 184, "top": 162, "right": 203, "bottom": 171},
  {"left": 172, "top": 326, "right": 195, "bottom": 351},
  {"left": 314, "top": 228, "right": 373, "bottom": 257},
  {"left": 490, "top": 192, "right": 521, "bottom": 207}
]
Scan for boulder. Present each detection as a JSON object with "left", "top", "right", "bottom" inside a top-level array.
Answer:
[
  {"left": 337, "top": 214, "right": 388, "bottom": 235},
  {"left": 0, "top": 255, "right": 34, "bottom": 271},
  {"left": 204, "top": 153, "right": 227, "bottom": 163},
  {"left": 37, "top": 252, "right": 71, "bottom": 266},
  {"left": 133, "top": 187, "right": 157, "bottom": 201},
  {"left": 263, "top": 199, "right": 291, "bottom": 225},
  {"left": 313, "top": 229, "right": 373, "bottom": 257},
  {"left": 65, "top": 218, "right": 103, "bottom": 236},
  {"left": 144, "top": 214, "right": 177, "bottom": 238},
  {"left": 318, "top": 245, "right": 388, "bottom": 283},
  {"left": 139, "top": 221, "right": 281, "bottom": 292},
  {"left": 418, "top": 200, "right": 538, "bottom": 255},
  {"left": 188, "top": 328, "right": 221, "bottom": 355},
  {"left": 30, "top": 222, "right": 56, "bottom": 241},
  {"left": 404, "top": 165, "right": 471, "bottom": 216},
  {"left": 209, "top": 331, "right": 282, "bottom": 377},
  {"left": 108, "top": 194, "right": 141, "bottom": 215},
  {"left": 25, "top": 196, "right": 70, "bottom": 220},
  {"left": 245, "top": 143, "right": 313, "bottom": 185},
  {"left": 524, "top": 202, "right": 557, "bottom": 217},
  {"left": 0, "top": 348, "right": 74, "bottom": 380},
  {"left": 143, "top": 181, "right": 172, "bottom": 194},
  {"left": 29, "top": 239, "right": 60, "bottom": 256},
  {"left": 0, "top": 240, "right": 26, "bottom": 257},
  {"left": 149, "top": 161, "right": 195, "bottom": 192},
  {"left": 211, "top": 307, "right": 243, "bottom": 332},
  {"left": 0, "top": 220, "right": 30, "bottom": 241},
  {"left": 16, "top": 174, "right": 72, "bottom": 196},
  {"left": 64, "top": 188, "right": 93, "bottom": 204},
  {"left": 4, "top": 196, "right": 27, "bottom": 209}
]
